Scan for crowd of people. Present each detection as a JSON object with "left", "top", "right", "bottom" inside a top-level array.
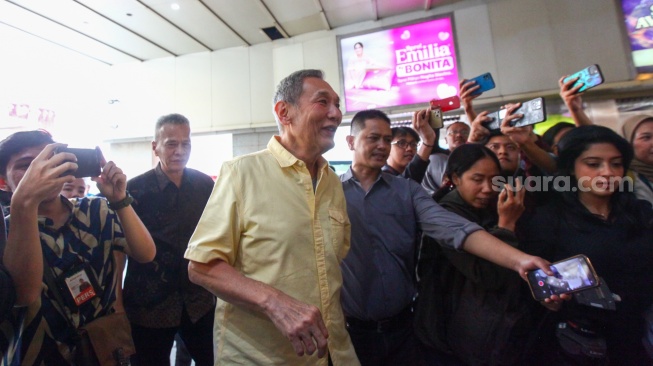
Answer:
[{"left": 0, "top": 68, "right": 651, "bottom": 366}]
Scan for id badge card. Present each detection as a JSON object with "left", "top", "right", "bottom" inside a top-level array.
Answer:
[{"left": 57, "top": 263, "right": 99, "bottom": 308}]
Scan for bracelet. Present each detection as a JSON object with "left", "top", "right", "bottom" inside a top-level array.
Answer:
[
  {"left": 422, "top": 142, "right": 435, "bottom": 147},
  {"left": 108, "top": 192, "right": 134, "bottom": 211}
]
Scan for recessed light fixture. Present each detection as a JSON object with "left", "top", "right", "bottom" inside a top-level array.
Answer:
[{"left": 171, "top": 3, "right": 180, "bottom": 10}]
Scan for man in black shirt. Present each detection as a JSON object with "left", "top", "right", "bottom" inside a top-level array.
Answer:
[{"left": 124, "top": 114, "right": 215, "bottom": 366}]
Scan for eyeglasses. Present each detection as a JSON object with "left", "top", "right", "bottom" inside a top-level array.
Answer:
[
  {"left": 391, "top": 140, "right": 419, "bottom": 149},
  {"left": 447, "top": 130, "right": 469, "bottom": 137}
]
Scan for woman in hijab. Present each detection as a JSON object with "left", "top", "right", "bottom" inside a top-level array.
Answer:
[{"left": 622, "top": 115, "right": 653, "bottom": 205}]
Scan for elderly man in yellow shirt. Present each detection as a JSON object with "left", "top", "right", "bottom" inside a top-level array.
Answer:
[{"left": 184, "top": 69, "right": 359, "bottom": 365}]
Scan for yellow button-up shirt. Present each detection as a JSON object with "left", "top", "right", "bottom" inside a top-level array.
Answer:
[{"left": 185, "top": 136, "right": 359, "bottom": 366}]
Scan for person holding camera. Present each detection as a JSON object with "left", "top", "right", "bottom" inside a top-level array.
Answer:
[{"left": 0, "top": 130, "right": 156, "bottom": 365}]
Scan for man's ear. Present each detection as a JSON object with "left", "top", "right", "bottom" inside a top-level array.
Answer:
[
  {"left": 274, "top": 101, "right": 292, "bottom": 128},
  {"left": 151, "top": 140, "right": 157, "bottom": 155},
  {"left": 346, "top": 135, "right": 355, "bottom": 151}
]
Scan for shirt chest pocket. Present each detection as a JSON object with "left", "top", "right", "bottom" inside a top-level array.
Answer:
[{"left": 328, "top": 208, "right": 347, "bottom": 260}]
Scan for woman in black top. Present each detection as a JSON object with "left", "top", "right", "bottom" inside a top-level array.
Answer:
[
  {"left": 518, "top": 125, "right": 653, "bottom": 365},
  {"left": 415, "top": 143, "right": 540, "bottom": 366}
]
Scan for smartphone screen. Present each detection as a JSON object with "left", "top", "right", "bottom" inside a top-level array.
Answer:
[
  {"left": 468, "top": 72, "right": 495, "bottom": 96},
  {"left": 511, "top": 97, "right": 546, "bottom": 128},
  {"left": 58, "top": 148, "right": 102, "bottom": 178},
  {"left": 527, "top": 255, "right": 600, "bottom": 301},
  {"left": 563, "top": 64, "right": 604, "bottom": 94},
  {"left": 430, "top": 96, "right": 461, "bottom": 112}
]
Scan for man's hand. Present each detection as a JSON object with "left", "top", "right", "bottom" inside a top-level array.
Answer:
[
  {"left": 497, "top": 179, "right": 525, "bottom": 232},
  {"left": 12, "top": 143, "right": 75, "bottom": 208},
  {"left": 264, "top": 291, "right": 329, "bottom": 358},
  {"left": 412, "top": 108, "right": 436, "bottom": 146},
  {"left": 93, "top": 148, "right": 127, "bottom": 203},
  {"left": 459, "top": 79, "right": 480, "bottom": 112},
  {"left": 500, "top": 103, "right": 532, "bottom": 146},
  {"left": 468, "top": 110, "right": 492, "bottom": 143},
  {"left": 559, "top": 76, "right": 583, "bottom": 113}
]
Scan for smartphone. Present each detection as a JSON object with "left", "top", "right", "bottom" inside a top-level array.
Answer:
[
  {"left": 483, "top": 109, "right": 506, "bottom": 131},
  {"left": 429, "top": 107, "right": 443, "bottom": 129},
  {"left": 467, "top": 72, "right": 495, "bottom": 96},
  {"left": 527, "top": 254, "right": 600, "bottom": 301},
  {"left": 510, "top": 97, "right": 547, "bottom": 128},
  {"left": 57, "top": 147, "right": 101, "bottom": 178},
  {"left": 430, "top": 96, "right": 461, "bottom": 112},
  {"left": 563, "top": 64, "right": 604, "bottom": 94}
]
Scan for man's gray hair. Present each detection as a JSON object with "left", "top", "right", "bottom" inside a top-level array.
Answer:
[
  {"left": 155, "top": 113, "right": 190, "bottom": 141},
  {"left": 272, "top": 69, "right": 325, "bottom": 132}
]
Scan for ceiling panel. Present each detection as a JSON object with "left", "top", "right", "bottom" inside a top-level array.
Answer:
[
  {"left": 203, "top": 0, "right": 276, "bottom": 45},
  {"left": 78, "top": 0, "right": 208, "bottom": 56},
  {"left": 143, "top": 0, "right": 244, "bottom": 50},
  {"left": 0, "top": 1, "right": 138, "bottom": 64},
  {"left": 323, "top": 1, "right": 375, "bottom": 28},
  {"left": 9, "top": 0, "right": 172, "bottom": 60},
  {"left": 1, "top": 0, "right": 481, "bottom": 65}
]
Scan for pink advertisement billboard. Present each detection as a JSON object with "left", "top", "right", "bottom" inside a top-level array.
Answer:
[{"left": 338, "top": 16, "right": 459, "bottom": 113}]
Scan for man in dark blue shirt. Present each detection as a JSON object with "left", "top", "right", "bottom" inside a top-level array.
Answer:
[
  {"left": 340, "top": 109, "right": 555, "bottom": 366},
  {"left": 124, "top": 114, "right": 215, "bottom": 366}
]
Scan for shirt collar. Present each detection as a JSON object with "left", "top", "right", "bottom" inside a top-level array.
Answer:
[
  {"left": 154, "top": 163, "right": 185, "bottom": 190},
  {"left": 267, "top": 136, "right": 329, "bottom": 173},
  {"left": 340, "top": 166, "right": 390, "bottom": 186}
]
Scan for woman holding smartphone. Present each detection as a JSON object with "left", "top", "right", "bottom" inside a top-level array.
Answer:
[
  {"left": 517, "top": 125, "right": 653, "bottom": 365},
  {"left": 415, "top": 143, "right": 542, "bottom": 366}
]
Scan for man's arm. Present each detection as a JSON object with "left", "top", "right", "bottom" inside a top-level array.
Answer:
[
  {"left": 2, "top": 144, "right": 77, "bottom": 305},
  {"left": 94, "top": 156, "right": 155, "bottom": 263},
  {"left": 188, "top": 259, "right": 329, "bottom": 358},
  {"left": 559, "top": 76, "right": 592, "bottom": 126},
  {"left": 500, "top": 104, "right": 557, "bottom": 174},
  {"left": 413, "top": 109, "right": 436, "bottom": 163}
]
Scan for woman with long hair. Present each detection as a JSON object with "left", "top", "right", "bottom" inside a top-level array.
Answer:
[{"left": 518, "top": 125, "right": 653, "bottom": 365}]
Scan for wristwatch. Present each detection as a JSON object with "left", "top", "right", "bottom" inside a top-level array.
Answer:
[{"left": 108, "top": 192, "right": 134, "bottom": 211}]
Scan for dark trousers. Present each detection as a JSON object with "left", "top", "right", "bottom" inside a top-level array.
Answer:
[
  {"left": 131, "top": 309, "right": 214, "bottom": 366},
  {"left": 346, "top": 311, "right": 423, "bottom": 366}
]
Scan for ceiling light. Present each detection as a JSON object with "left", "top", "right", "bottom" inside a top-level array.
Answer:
[{"left": 171, "top": 3, "right": 180, "bottom": 10}]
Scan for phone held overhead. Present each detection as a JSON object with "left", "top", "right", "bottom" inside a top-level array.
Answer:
[
  {"left": 430, "top": 95, "right": 461, "bottom": 112},
  {"left": 483, "top": 97, "right": 547, "bottom": 131},
  {"left": 563, "top": 64, "right": 604, "bottom": 94},
  {"left": 467, "top": 72, "right": 495, "bottom": 96}
]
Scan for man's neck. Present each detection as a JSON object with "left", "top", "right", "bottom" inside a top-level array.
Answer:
[
  {"left": 351, "top": 163, "right": 381, "bottom": 192},
  {"left": 278, "top": 136, "right": 322, "bottom": 179},
  {"left": 162, "top": 168, "right": 184, "bottom": 188},
  {"left": 386, "top": 160, "right": 404, "bottom": 175}
]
